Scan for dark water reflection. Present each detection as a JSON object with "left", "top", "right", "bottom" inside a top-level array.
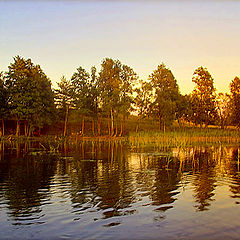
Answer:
[{"left": 1, "top": 141, "right": 240, "bottom": 239}]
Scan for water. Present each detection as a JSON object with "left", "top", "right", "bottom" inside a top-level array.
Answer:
[{"left": 1, "top": 141, "right": 240, "bottom": 239}]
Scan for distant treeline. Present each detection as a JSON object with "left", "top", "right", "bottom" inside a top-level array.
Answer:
[{"left": 0, "top": 56, "right": 240, "bottom": 137}]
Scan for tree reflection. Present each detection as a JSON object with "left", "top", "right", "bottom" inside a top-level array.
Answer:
[
  {"left": 228, "top": 148, "right": 240, "bottom": 202},
  {"left": 0, "top": 147, "right": 57, "bottom": 224},
  {"left": 192, "top": 148, "right": 217, "bottom": 211},
  {"left": 1, "top": 140, "right": 240, "bottom": 228},
  {"left": 63, "top": 141, "right": 136, "bottom": 219},
  {"left": 151, "top": 156, "right": 181, "bottom": 207}
]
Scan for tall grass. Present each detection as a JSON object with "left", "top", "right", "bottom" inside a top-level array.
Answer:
[{"left": 128, "top": 128, "right": 240, "bottom": 148}]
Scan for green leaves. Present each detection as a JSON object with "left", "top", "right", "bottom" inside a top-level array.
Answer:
[
  {"left": 98, "top": 58, "right": 137, "bottom": 117},
  {"left": 229, "top": 76, "right": 240, "bottom": 127},
  {"left": 148, "top": 63, "right": 181, "bottom": 130},
  {"left": 191, "top": 67, "right": 217, "bottom": 126},
  {"left": 6, "top": 56, "right": 55, "bottom": 130}
]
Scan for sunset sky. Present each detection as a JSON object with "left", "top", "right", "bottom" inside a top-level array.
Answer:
[{"left": 1, "top": 0, "right": 240, "bottom": 94}]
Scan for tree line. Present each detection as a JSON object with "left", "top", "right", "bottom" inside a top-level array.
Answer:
[{"left": 0, "top": 56, "right": 240, "bottom": 137}]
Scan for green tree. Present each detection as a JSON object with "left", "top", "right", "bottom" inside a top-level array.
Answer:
[
  {"left": 179, "top": 94, "right": 194, "bottom": 126},
  {"left": 98, "top": 58, "right": 137, "bottom": 136},
  {"left": 216, "top": 92, "right": 231, "bottom": 129},
  {"left": 5, "top": 56, "right": 55, "bottom": 136},
  {"left": 70, "top": 66, "right": 98, "bottom": 136},
  {"left": 175, "top": 94, "right": 191, "bottom": 127},
  {"left": 55, "top": 76, "right": 73, "bottom": 137},
  {"left": 149, "top": 63, "right": 180, "bottom": 130},
  {"left": 191, "top": 66, "right": 217, "bottom": 127},
  {"left": 0, "top": 72, "right": 9, "bottom": 136},
  {"left": 134, "top": 80, "right": 153, "bottom": 118},
  {"left": 98, "top": 58, "right": 121, "bottom": 136},
  {"left": 229, "top": 76, "right": 240, "bottom": 127},
  {"left": 118, "top": 64, "right": 137, "bottom": 136}
]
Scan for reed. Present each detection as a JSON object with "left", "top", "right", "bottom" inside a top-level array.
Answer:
[{"left": 128, "top": 128, "right": 240, "bottom": 148}]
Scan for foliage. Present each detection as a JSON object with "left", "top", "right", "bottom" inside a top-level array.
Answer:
[
  {"left": 5, "top": 56, "right": 56, "bottom": 133},
  {"left": 148, "top": 63, "right": 181, "bottom": 130},
  {"left": 55, "top": 76, "right": 73, "bottom": 120},
  {"left": 216, "top": 92, "right": 231, "bottom": 129},
  {"left": 0, "top": 72, "right": 9, "bottom": 119},
  {"left": 134, "top": 80, "right": 152, "bottom": 118},
  {"left": 98, "top": 58, "right": 137, "bottom": 135},
  {"left": 1, "top": 56, "right": 239, "bottom": 136},
  {"left": 191, "top": 66, "right": 217, "bottom": 126},
  {"left": 70, "top": 66, "right": 98, "bottom": 117},
  {"left": 229, "top": 76, "right": 240, "bottom": 127}
]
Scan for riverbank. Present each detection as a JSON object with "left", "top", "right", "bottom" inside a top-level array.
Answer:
[{"left": 1, "top": 127, "right": 240, "bottom": 148}]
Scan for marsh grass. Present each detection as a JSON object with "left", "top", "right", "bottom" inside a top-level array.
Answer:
[
  {"left": 1, "top": 127, "right": 239, "bottom": 151},
  {"left": 128, "top": 128, "right": 240, "bottom": 148}
]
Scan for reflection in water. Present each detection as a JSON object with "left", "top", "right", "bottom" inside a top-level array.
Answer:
[
  {"left": 0, "top": 143, "right": 57, "bottom": 225},
  {"left": 1, "top": 141, "right": 240, "bottom": 239},
  {"left": 192, "top": 148, "right": 217, "bottom": 211}
]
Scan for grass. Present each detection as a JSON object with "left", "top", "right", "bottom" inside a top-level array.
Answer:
[
  {"left": 128, "top": 128, "right": 240, "bottom": 148},
  {"left": 1, "top": 126, "right": 240, "bottom": 150}
]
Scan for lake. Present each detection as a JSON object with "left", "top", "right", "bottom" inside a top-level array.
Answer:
[{"left": 1, "top": 140, "right": 240, "bottom": 239}]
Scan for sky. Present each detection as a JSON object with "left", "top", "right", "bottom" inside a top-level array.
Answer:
[{"left": 0, "top": 0, "right": 240, "bottom": 94}]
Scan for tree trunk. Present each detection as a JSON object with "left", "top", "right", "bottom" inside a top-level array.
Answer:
[
  {"left": 97, "top": 120, "right": 101, "bottom": 136},
  {"left": 64, "top": 106, "right": 69, "bottom": 137},
  {"left": 24, "top": 122, "right": 29, "bottom": 137},
  {"left": 159, "top": 115, "right": 161, "bottom": 130},
  {"left": 2, "top": 119, "right": 4, "bottom": 137},
  {"left": 114, "top": 118, "right": 118, "bottom": 137},
  {"left": 110, "top": 109, "right": 114, "bottom": 136},
  {"left": 81, "top": 116, "right": 85, "bottom": 136},
  {"left": 108, "top": 117, "right": 111, "bottom": 136},
  {"left": 28, "top": 124, "right": 33, "bottom": 137},
  {"left": 119, "top": 119, "right": 123, "bottom": 137},
  {"left": 16, "top": 120, "right": 20, "bottom": 137},
  {"left": 123, "top": 115, "right": 126, "bottom": 136},
  {"left": 135, "top": 124, "right": 138, "bottom": 133},
  {"left": 92, "top": 119, "right": 95, "bottom": 136}
]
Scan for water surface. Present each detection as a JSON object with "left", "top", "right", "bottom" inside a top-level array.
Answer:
[{"left": 1, "top": 141, "right": 240, "bottom": 239}]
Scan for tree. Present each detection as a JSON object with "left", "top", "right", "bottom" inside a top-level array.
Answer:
[
  {"left": 5, "top": 56, "right": 55, "bottom": 136},
  {"left": 175, "top": 94, "right": 191, "bottom": 127},
  {"left": 134, "top": 80, "right": 153, "bottom": 118},
  {"left": 149, "top": 63, "right": 180, "bottom": 130},
  {"left": 98, "top": 58, "right": 137, "bottom": 136},
  {"left": 98, "top": 58, "right": 121, "bottom": 136},
  {"left": 229, "top": 76, "right": 240, "bottom": 127},
  {"left": 0, "top": 72, "right": 9, "bottom": 136},
  {"left": 216, "top": 93, "right": 231, "bottom": 129},
  {"left": 70, "top": 66, "right": 98, "bottom": 136},
  {"left": 55, "top": 76, "right": 73, "bottom": 137},
  {"left": 118, "top": 64, "right": 137, "bottom": 136},
  {"left": 191, "top": 66, "right": 217, "bottom": 127}
]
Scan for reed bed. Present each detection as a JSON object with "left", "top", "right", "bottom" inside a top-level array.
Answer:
[
  {"left": 1, "top": 128, "right": 240, "bottom": 150},
  {"left": 128, "top": 128, "right": 240, "bottom": 148}
]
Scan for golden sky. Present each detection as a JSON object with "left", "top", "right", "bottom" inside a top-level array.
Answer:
[{"left": 1, "top": 1, "right": 240, "bottom": 94}]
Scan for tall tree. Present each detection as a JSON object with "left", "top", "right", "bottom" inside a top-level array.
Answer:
[
  {"left": 70, "top": 66, "right": 98, "bottom": 136},
  {"left": 134, "top": 80, "right": 153, "bottom": 118},
  {"left": 0, "top": 72, "right": 9, "bottom": 136},
  {"left": 191, "top": 66, "right": 217, "bottom": 127},
  {"left": 216, "top": 93, "right": 231, "bottom": 129},
  {"left": 149, "top": 63, "right": 180, "bottom": 130},
  {"left": 5, "top": 56, "right": 55, "bottom": 136},
  {"left": 98, "top": 58, "right": 137, "bottom": 136},
  {"left": 98, "top": 58, "right": 121, "bottom": 136},
  {"left": 55, "top": 76, "right": 73, "bottom": 137},
  {"left": 118, "top": 64, "right": 137, "bottom": 136},
  {"left": 229, "top": 76, "right": 240, "bottom": 127}
]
